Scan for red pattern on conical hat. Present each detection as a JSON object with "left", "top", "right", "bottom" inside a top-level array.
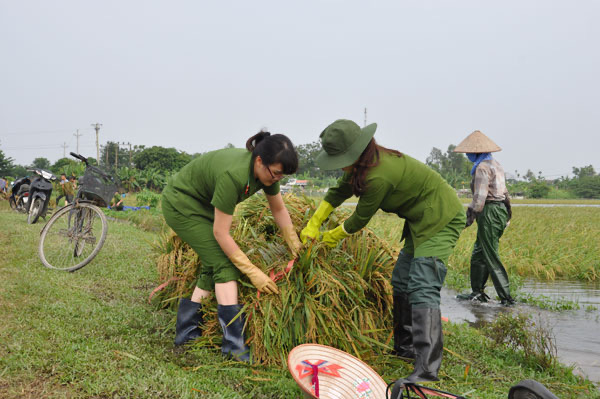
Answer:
[{"left": 288, "top": 344, "right": 388, "bottom": 398}]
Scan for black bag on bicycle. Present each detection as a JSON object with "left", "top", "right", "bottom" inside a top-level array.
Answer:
[{"left": 78, "top": 166, "right": 117, "bottom": 207}]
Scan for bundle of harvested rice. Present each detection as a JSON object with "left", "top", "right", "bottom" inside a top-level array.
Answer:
[{"left": 153, "top": 194, "right": 396, "bottom": 366}]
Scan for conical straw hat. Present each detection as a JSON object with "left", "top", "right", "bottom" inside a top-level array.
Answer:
[
  {"left": 287, "top": 344, "right": 389, "bottom": 399},
  {"left": 453, "top": 130, "right": 501, "bottom": 153}
]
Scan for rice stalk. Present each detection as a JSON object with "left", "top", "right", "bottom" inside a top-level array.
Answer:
[{"left": 152, "top": 194, "right": 395, "bottom": 366}]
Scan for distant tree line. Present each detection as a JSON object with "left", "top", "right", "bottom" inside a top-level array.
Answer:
[
  {"left": 1, "top": 141, "right": 599, "bottom": 199},
  {"left": 424, "top": 145, "right": 600, "bottom": 199}
]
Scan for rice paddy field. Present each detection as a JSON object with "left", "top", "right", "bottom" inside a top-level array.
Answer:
[
  {"left": 368, "top": 205, "right": 600, "bottom": 289},
  {"left": 1, "top": 196, "right": 599, "bottom": 399}
]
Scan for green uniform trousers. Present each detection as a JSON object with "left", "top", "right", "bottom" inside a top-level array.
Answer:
[
  {"left": 162, "top": 197, "right": 240, "bottom": 291},
  {"left": 391, "top": 211, "right": 466, "bottom": 308},
  {"left": 470, "top": 201, "right": 511, "bottom": 301}
]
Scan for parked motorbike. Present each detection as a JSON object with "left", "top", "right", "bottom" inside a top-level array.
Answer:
[
  {"left": 27, "top": 169, "right": 57, "bottom": 224},
  {"left": 9, "top": 176, "right": 32, "bottom": 213}
]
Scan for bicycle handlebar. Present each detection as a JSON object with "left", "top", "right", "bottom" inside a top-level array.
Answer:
[
  {"left": 69, "top": 152, "right": 113, "bottom": 180},
  {"left": 70, "top": 152, "right": 88, "bottom": 164}
]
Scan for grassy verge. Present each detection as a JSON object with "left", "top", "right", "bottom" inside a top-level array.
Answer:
[
  {"left": 1, "top": 201, "right": 598, "bottom": 398},
  {"left": 104, "top": 208, "right": 166, "bottom": 233},
  {"left": 0, "top": 206, "right": 298, "bottom": 398}
]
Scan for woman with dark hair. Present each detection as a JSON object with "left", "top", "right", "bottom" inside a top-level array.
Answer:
[
  {"left": 161, "top": 131, "right": 301, "bottom": 361},
  {"left": 301, "top": 119, "right": 465, "bottom": 385}
]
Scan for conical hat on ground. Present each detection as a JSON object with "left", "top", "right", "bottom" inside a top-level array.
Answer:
[
  {"left": 453, "top": 130, "right": 501, "bottom": 153},
  {"left": 288, "top": 344, "right": 388, "bottom": 399}
]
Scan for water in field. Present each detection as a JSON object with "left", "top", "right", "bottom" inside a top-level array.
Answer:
[{"left": 441, "top": 280, "right": 600, "bottom": 383}]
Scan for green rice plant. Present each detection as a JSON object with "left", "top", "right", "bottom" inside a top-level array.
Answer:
[
  {"left": 443, "top": 207, "right": 600, "bottom": 287},
  {"left": 153, "top": 194, "right": 396, "bottom": 366},
  {"left": 511, "top": 198, "right": 600, "bottom": 205},
  {"left": 516, "top": 293, "right": 580, "bottom": 311}
]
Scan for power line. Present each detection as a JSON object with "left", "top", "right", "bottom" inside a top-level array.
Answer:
[
  {"left": 2, "top": 128, "right": 94, "bottom": 136},
  {"left": 4, "top": 144, "right": 96, "bottom": 151},
  {"left": 4, "top": 145, "right": 64, "bottom": 150}
]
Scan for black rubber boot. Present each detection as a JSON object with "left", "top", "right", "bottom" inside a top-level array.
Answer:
[
  {"left": 405, "top": 307, "right": 443, "bottom": 383},
  {"left": 218, "top": 304, "right": 250, "bottom": 362},
  {"left": 174, "top": 298, "right": 203, "bottom": 346},
  {"left": 501, "top": 297, "right": 516, "bottom": 306},
  {"left": 392, "top": 294, "right": 415, "bottom": 360},
  {"left": 456, "top": 291, "right": 490, "bottom": 302}
]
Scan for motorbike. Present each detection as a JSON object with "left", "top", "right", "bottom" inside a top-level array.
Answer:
[
  {"left": 9, "top": 175, "right": 32, "bottom": 213},
  {"left": 27, "top": 169, "right": 57, "bottom": 224}
]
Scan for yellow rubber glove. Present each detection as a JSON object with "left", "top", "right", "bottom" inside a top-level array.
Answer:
[
  {"left": 300, "top": 201, "right": 334, "bottom": 244},
  {"left": 229, "top": 249, "right": 279, "bottom": 294},
  {"left": 281, "top": 224, "right": 302, "bottom": 259},
  {"left": 321, "top": 224, "right": 350, "bottom": 247}
]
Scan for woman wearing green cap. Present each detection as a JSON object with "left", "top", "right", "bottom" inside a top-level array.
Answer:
[
  {"left": 162, "top": 131, "right": 301, "bottom": 362},
  {"left": 301, "top": 119, "right": 465, "bottom": 383}
]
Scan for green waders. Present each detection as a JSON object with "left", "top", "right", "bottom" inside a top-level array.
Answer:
[
  {"left": 470, "top": 201, "right": 513, "bottom": 302},
  {"left": 391, "top": 211, "right": 465, "bottom": 382}
]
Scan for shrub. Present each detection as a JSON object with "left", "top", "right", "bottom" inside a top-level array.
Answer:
[
  {"left": 136, "top": 189, "right": 161, "bottom": 208},
  {"left": 483, "top": 312, "right": 557, "bottom": 369}
]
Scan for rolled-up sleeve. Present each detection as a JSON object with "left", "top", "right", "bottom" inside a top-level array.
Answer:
[{"left": 210, "top": 172, "right": 238, "bottom": 215}]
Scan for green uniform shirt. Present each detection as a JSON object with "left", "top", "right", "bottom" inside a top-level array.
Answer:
[
  {"left": 62, "top": 181, "right": 75, "bottom": 196},
  {"left": 324, "top": 152, "right": 463, "bottom": 248},
  {"left": 112, "top": 193, "right": 122, "bottom": 206},
  {"left": 162, "top": 148, "right": 280, "bottom": 220}
]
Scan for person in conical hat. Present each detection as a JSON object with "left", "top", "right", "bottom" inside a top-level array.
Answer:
[
  {"left": 300, "top": 119, "right": 465, "bottom": 385},
  {"left": 453, "top": 130, "right": 515, "bottom": 306}
]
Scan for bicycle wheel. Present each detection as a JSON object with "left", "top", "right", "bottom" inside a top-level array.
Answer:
[
  {"left": 38, "top": 202, "right": 108, "bottom": 272},
  {"left": 28, "top": 198, "right": 42, "bottom": 224}
]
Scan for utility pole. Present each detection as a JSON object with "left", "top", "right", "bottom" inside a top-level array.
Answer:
[
  {"left": 62, "top": 142, "right": 68, "bottom": 157},
  {"left": 91, "top": 123, "right": 102, "bottom": 162},
  {"left": 115, "top": 143, "right": 119, "bottom": 170},
  {"left": 73, "top": 129, "right": 82, "bottom": 154},
  {"left": 364, "top": 107, "right": 367, "bottom": 127},
  {"left": 123, "top": 142, "right": 132, "bottom": 167}
]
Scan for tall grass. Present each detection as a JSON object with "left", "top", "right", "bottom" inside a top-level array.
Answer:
[{"left": 368, "top": 207, "right": 600, "bottom": 283}]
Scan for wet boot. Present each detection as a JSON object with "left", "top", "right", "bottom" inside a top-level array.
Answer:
[
  {"left": 218, "top": 304, "right": 250, "bottom": 362},
  {"left": 456, "top": 291, "right": 490, "bottom": 302},
  {"left": 405, "top": 307, "right": 443, "bottom": 383},
  {"left": 392, "top": 294, "right": 415, "bottom": 360},
  {"left": 174, "top": 298, "right": 203, "bottom": 346}
]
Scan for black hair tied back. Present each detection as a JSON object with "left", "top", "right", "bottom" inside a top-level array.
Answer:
[
  {"left": 245, "top": 130, "right": 298, "bottom": 175},
  {"left": 246, "top": 131, "right": 271, "bottom": 152}
]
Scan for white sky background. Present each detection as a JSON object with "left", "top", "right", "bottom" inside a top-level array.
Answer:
[{"left": 1, "top": 0, "right": 598, "bottom": 179}]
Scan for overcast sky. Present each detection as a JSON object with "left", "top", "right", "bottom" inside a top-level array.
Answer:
[{"left": 1, "top": 1, "right": 598, "bottom": 178}]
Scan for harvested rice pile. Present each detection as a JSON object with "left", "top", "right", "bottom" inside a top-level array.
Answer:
[{"left": 153, "top": 194, "right": 396, "bottom": 366}]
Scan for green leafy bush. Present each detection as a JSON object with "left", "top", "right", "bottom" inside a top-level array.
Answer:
[
  {"left": 136, "top": 189, "right": 161, "bottom": 208},
  {"left": 483, "top": 312, "right": 557, "bottom": 369}
]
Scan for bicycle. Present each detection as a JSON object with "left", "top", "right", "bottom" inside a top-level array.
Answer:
[{"left": 38, "top": 152, "right": 118, "bottom": 272}]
